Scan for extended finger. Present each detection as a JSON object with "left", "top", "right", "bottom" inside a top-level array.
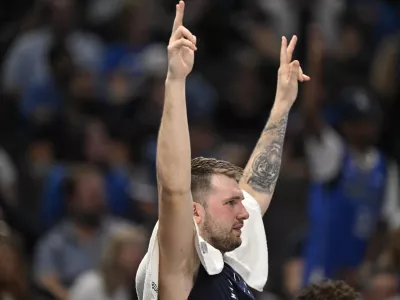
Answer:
[
  {"left": 172, "top": 1, "right": 185, "bottom": 33},
  {"left": 298, "top": 66, "right": 311, "bottom": 82},
  {"left": 298, "top": 65, "right": 304, "bottom": 82},
  {"left": 280, "top": 36, "right": 288, "bottom": 66},
  {"left": 168, "top": 38, "right": 197, "bottom": 52},
  {"left": 170, "top": 26, "right": 196, "bottom": 44},
  {"left": 287, "top": 35, "right": 297, "bottom": 62}
]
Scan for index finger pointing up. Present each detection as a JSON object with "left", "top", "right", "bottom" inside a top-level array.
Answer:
[
  {"left": 172, "top": 1, "right": 185, "bottom": 33},
  {"left": 280, "top": 36, "right": 288, "bottom": 66}
]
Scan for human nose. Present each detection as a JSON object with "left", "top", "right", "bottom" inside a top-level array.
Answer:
[{"left": 237, "top": 202, "right": 249, "bottom": 220}]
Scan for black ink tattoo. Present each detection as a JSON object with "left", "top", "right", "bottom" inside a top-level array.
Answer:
[{"left": 246, "top": 114, "right": 288, "bottom": 194}]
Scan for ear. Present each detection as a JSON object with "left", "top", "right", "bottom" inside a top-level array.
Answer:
[{"left": 193, "top": 202, "right": 204, "bottom": 225}]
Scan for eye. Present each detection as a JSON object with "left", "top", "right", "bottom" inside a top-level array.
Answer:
[{"left": 226, "top": 200, "right": 235, "bottom": 206}]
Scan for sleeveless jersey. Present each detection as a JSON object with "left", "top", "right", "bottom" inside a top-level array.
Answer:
[
  {"left": 188, "top": 263, "right": 255, "bottom": 300},
  {"left": 303, "top": 150, "right": 387, "bottom": 285}
]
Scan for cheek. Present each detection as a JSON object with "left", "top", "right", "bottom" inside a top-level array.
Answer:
[
  {"left": 208, "top": 204, "right": 228, "bottom": 218},
  {"left": 208, "top": 205, "right": 235, "bottom": 225}
]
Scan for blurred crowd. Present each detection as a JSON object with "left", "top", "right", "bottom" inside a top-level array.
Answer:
[{"left": 1, "top": 0, "right": 400, "bottom": 299}]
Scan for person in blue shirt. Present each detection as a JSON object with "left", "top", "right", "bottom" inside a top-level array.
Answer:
[
  {"left": 20, "top": 39, "right": 72, "bottom": 133},
  {"left": 300, "top": 30, "right": 400, "bottom": 286},
  {"left": 39, "top": 119, "right": 146, "bottom": 231}
]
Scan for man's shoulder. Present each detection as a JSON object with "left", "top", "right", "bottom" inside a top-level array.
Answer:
[
  {"left": 8, "top": 28, "right": 49, "bottom": 53},
  {"left": 37, "top": 220, "right": 70, "bottom": 248}
]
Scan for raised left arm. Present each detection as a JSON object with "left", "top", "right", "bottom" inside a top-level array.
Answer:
[{"left": 240, "top": 35, "right": 310, "bottom": 215}]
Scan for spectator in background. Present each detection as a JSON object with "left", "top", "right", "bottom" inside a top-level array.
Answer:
[
  {"left": 300, "top": 26, "right": 400, "bottom": 286},
  {"left": 1, "top": 0, "right": 103, "bottom": 95},
  {"left": 215, "top": 48, "right": 272, "bottom": 140},
  {"left": 102, "top": 0, "right": 157, "bottom": 105},
  {"left": 360, "top": 271, "right": 399, "bottom": 300},
  {"left": 235, "top": 0, "right": 345, "bottom": 64},
  {"left": 369, "top": 32, "right": 400, "bottom": 165},
  {"left": 0, "top": 227, "right": 30, "bottom": 300},
  {"left": 295, "top": 280, "right": 359, "bottom": 300},
  {"left": 34, "top": 165, "right": 133, "bottom": 300},
  {"left": 39, "top": 119, "right": 147, "bottom": 230},
  {"left": 69, "top": 226, "right": 147, "bottom": 300},
  {"left": 20, "top": 39, "right": 73, "bottom": 137}
]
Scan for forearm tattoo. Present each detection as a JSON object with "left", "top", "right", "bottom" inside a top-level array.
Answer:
[{"left": 246, "top": 113, "right": 288, "bottom": 194}]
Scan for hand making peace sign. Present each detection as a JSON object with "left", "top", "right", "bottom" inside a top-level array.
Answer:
[
  {"left": 275, "top": 36, "right": 310, "bottom": 107},
  {"left": 167, "top": 1, "right": 197, "bottom": 80}
]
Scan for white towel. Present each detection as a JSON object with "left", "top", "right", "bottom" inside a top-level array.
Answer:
[{"left": 136, "top": 190, "right": 268, "bottom": 300}]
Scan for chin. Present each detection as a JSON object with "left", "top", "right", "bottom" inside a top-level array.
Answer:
[
  {"left": 234, "top": 238, "right": 242, "bottom": 248},
  {"left": 225, "top": 237, "right": 242, "bottom": 252}
]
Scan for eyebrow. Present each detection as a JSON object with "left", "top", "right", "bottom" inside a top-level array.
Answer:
[{"left": 226, "top": 196, "right": 244, "bottom": 201}]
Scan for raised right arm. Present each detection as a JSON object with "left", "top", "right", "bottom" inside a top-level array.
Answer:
[{"left": 157, "top": 0, "right": 198, "bottom": 277}]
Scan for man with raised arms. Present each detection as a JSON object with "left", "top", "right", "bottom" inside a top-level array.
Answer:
[{"left": 136, "top": 1, "right": 310, "bottom": 299}]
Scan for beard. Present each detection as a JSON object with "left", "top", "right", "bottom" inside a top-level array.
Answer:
[
  {"left": 72, "top": 210, "right": 103, "bottom": 229},
  {"left": 200, "top": 212, "right": 242, "bottom": 253}
]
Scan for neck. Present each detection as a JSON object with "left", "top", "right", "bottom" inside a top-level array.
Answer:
[
  {"left": 114, "top": 270, "right": 133, "bottom": 288},
  {"left": 74, "top": 224, "right": 97, "bottom": 240}
]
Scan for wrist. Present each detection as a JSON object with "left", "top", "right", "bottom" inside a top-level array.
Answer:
[
  {"left": 271, "top": 102, "right": 291, "bottom": 117},
  {"left": 166, "top": 72, "right": 187, "bottom": 83}
]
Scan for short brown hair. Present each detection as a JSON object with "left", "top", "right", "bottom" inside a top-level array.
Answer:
[
  {"left": 191, "top": 157, "right": 243, "bottom": 206},
  {"left": 296, "top": 280, "right": 359, "bottom": 300}
]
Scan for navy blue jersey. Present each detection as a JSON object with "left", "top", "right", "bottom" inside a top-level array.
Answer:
[{"left": 188, "top": 263, "right": 255, "bottom": 300}]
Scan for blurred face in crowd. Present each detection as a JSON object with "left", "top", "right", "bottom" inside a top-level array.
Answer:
[
  {"left": 362, "top": 273, "right": 399, "bottom": 300},
  {"left": 84, "top": 121, "right": 111, "bottom": 165},
  {"left": 117, "top": 241, "right": 146, "bottom": 278},
  {"left": 195, "top": 174, "right": 249, "bottom": 253},
  {"left": 341, "top": 119, "right": 380, "bottom": 150},
  {"left": 70, "top": 170, "right": 106, "bottom": 228}
]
